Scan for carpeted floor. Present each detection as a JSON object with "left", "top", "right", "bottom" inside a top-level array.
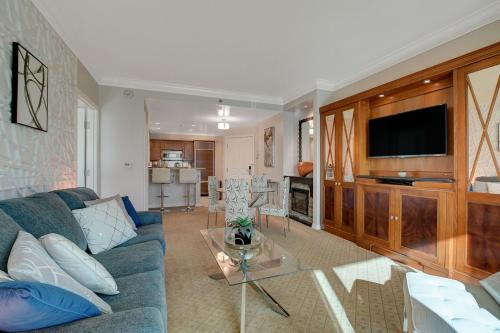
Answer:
[{"left": 163, "top": 207, "right": 411, "bottom": 333}]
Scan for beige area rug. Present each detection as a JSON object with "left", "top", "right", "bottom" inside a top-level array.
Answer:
[{"left": 163, "top": 207, "right": 410, "bottom": 333}]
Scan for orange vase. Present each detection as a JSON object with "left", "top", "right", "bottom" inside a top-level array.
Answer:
[{"left": 297, "top": 162, "right": 313, "bottom": 177}]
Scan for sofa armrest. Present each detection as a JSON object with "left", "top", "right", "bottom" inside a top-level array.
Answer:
[
  {"left": 28, "top": 307, "right": 165, "bottom": 333},
  {"left": 137, "top": 211, "right": 163, "bottom": 226}
]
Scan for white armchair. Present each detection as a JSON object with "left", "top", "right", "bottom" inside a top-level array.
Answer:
[{"left": 404, "top": 272, "right": 500, "bottom": 333}]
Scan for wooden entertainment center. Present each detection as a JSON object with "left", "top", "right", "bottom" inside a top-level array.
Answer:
[{"left": 320, "top": 43, "right": 500, "bottom": 283}]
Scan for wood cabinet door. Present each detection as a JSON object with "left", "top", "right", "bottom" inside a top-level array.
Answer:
[
  {"left": 322, "top": 105, "right": 357, "bottom": 239},
  {"left": 150, "top": 140, "right": 161, "bottom": 161},
  {"left": 338, "top": 107, "right": 356, "bottom": 238},
  {"left": 163, "top": 141, "right": 183, "bottom": 151},
  {"left": 183, "top": 141, "right": 194, "bottom": 161},
  {"left": 359, "top": 185, "right": 393, "bottom": 248},
  {"left": 455, "top": 55, "right": 500, "bottom": 280},
  {"left": 394, "top": 189, "right": 446, "bottom": 266},
  {"left": 323, "top": 180, "right": 336, "bottom": 229}
]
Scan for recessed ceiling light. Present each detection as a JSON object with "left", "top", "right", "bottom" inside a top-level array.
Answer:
[
  {"left": 191, "top": 124, "right": 196, "bottom": 127},
  {"left": 379, "top": 94, "right": 385, "bottom": 98},
  {"left": 423, "top": 79, "right": 431, "bottom": 84}
]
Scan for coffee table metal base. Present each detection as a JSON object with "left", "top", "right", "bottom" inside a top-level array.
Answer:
[{"left": 209, "top": 272, "right": 289, "bottom": 332}]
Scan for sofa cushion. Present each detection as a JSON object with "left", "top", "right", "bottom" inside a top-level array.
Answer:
[
  {"left": 0, "top": 281, "right": 101, "bottom": 332},
  {"left": 102, "top": 270, "right": 166, "bottom": 323},
  {"left": 27, "top": 307, "right": 165, "bottom": 333},
  {"left": 52, "top": 187, "right": 99, "bottom": 210},
  {"left": 0, "top": 192, "right": 87, "bottom": 250},
  {"left": 0, "top": 210, "right": 22, "bottom": 272},
  {"left": 136, "top": 211, "right": 163, "bottom": 226},
  {"left": 118, "top": 223, "right": 166, "bottom": 253},
  {"left": 93, "top": 241, "right": 164, "bottom": 278}
]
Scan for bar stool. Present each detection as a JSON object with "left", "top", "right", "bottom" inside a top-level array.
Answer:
[
  {"left": 152, "top": 168, "right": 172, "bottom": 213},
  {"left": 179, "top": 169, "right": 198, "bottom": 212}
]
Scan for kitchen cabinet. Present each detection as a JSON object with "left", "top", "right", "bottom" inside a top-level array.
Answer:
[
  {"left": 183, "top": 141, "right": 194, "bottom": 161},
  {"left": 150, "top": 140, "right": 162, "bottom": 161}
]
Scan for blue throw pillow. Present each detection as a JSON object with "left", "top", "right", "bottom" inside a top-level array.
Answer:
[
  {"left": 122, "top": 196, "right": 141, "bottom": 227},
  {"left": 0, "top": 281, "right": 101, "bottom": 332}
]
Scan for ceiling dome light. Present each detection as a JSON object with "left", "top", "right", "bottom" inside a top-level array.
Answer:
[{"left": 217, "top": 122, "right": 230, "bottom": 130}]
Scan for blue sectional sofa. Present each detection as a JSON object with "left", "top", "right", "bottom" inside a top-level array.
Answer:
[{"left": 0, "top": 188, "right": 167, "bottom": 333}]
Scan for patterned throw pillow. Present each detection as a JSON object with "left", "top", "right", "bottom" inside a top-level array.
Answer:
[
  {"left": 7, "top": 231, "right": 112, "bottom": 314},
  {"left": 84, "top": 195, "right": 137, "bottom": 230},
  {"left": 72, "top": 199, "right": 137, "bottom": 254},
  {"left": 40, "top": 233, "right": 119, "bottom": 295},
  {"left": 0, "top": 270, "right": 13, "bottom": 282}
]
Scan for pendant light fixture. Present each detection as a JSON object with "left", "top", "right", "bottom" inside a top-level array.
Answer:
[{"left": 217, "top": 101, "right": 230, "bottom": 130}]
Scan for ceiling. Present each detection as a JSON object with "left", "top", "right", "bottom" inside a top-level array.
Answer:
[
  {"left": 35, "top": 0, "right": 499, "bottom": 104},
  {"left": 146, "top": 99, "right": 281, "bottom": 136}
]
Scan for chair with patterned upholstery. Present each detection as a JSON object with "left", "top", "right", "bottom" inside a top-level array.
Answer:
[
  {"left": 206, "top": 176, "right": 225, "bottom": 228},
  {"left": 251, "top": 175, "right": 268, "bottom": 230},
  {"left": 224, "top": 179, "right": 255, "bottom": 227},
  {"left": 259, "top": 177, "right": 290, "bottom": 237}
]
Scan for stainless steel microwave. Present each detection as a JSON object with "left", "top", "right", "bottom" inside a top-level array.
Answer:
[{"left": 161, "top": 150, "right": 183, "bottom": 161}]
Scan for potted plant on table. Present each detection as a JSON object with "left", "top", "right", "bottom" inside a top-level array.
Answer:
[{"left": 230, "top": 217, "right": 253, "bottom": 245}]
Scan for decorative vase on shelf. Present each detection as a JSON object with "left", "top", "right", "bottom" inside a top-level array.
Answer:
[{"left": 297, "top": 161, "right": 313, "bottom": 177}]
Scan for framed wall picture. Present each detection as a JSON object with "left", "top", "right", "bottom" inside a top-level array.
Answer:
[
  {"left": 264, "top": 126, "right": 275, "bottom": 167},
  {"left": 11, "top": 42, "right": 48, "bottom": 132}
]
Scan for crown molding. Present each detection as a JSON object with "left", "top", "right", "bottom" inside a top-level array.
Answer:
[
  {"left": 99, "top": 77, "right": 284, "bottom": 105},
  {"left": 315, "top": 78, "right": 337, "bottom": 91},
  {"left": 330, "top": 1, "right": 500, "bottom": 92}
]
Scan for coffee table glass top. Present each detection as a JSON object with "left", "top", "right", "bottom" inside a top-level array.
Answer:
[{"left": 200, "top": 228, "right": 303, "bottom": 285}]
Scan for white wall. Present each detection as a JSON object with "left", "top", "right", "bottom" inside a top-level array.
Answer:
[
  {"left": 99, "top": 86, "right": 149, "bottom": 210},
  {"left": 0, "top": 0, "right": 78, "bottom": 199}
]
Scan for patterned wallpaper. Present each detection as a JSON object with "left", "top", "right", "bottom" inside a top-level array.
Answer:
[{"left": 0, "top": 0, "right": 77, "bottom": 199}]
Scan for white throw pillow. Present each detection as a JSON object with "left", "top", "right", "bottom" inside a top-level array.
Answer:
[
  {"left": 72, "top": 199, "right": 137, "bottom": 254},
  {"left": 85, "top": 195, "right": 137, "bottom": 230},
  {"left": 40, "top": 233, "right": 119, "bottom": 295},
  {"left": 0, "top": 270, "right": 13, "bottom": 282},
  {"left": 7, "top": 231, "right": 112, "bottom": 314}
]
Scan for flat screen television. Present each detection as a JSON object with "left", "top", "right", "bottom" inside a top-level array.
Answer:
[{"left": 368, "top": 104, "right": 448, "bottom": 158}]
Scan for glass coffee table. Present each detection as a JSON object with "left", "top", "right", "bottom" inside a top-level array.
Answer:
[{"left": 200, "top": 228, "right": 304, "bottom": 333}]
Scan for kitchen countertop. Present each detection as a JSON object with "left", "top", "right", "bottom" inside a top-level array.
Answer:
[{"left": 148, "top": 167, "right": 205, "bottom": 170}]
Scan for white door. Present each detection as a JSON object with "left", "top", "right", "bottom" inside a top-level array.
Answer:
[{"left": 225, "top": 136, "right": 255, "bottom": 181}]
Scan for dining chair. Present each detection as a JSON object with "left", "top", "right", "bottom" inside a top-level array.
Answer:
[
  {"left": 224, "top": 179, "right": 256, "bottom": 227},
  {"left": 259, "top": 177, "right": 290, "bottom": 237},
  {"left": 252, "top": 175, "right": 268, "bottom": 230},
  {"left": 206, "top": 176, "right": 225, "bottom": 228}
]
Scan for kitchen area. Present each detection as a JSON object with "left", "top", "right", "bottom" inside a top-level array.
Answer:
[{"left": 148, "top": 139, "right": 215, "bottom": 209}]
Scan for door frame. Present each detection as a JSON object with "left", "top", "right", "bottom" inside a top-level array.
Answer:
[
  {"left": 77, "top": 97, "right": 99, "bottom": 193},
  {"left": 224, "top": 135, "right": 255, "bottom": 180}
]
